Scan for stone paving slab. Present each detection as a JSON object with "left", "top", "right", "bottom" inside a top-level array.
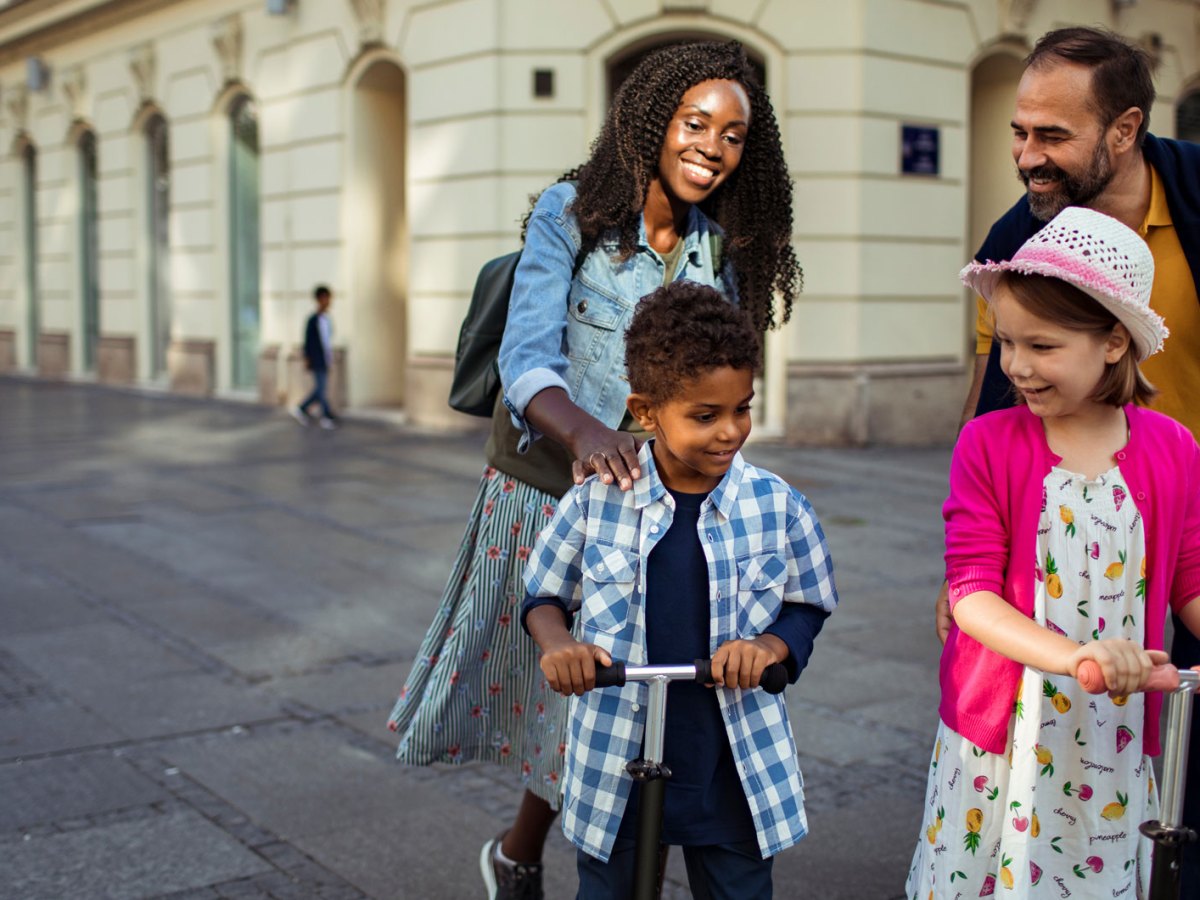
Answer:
[
  {"left": 63, "top": 670, "right": 286, "bottom": 742},
  {"left": 0, "top": 558, "right": 112, "bottom": 636},
  {"left": 158, "top": 723, "right": 417, "bottom": 843},
  {"left": 0, "top": 697, "right": 126, "bottom": 761},
  {"left": 258, "top": 662, "right": 411, "bottom": 717},
  {"left": 0, "top": 753, "right": 168, "bottom": 831},
  {"left": 3, "top": 808, "right": 274, "bottom": 899}
]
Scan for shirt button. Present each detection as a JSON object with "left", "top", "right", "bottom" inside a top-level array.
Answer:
[
  {"left": 650, "top": 526, "right": 659, "bottom": 534},
  {"left": 952, "top": 588, "right": 960, "bottom": 596},
  {"left": 631, "top": 703, "right": 640, "bottom": 712},
  {"left": 707, "top": 533, "right": 714, "bottom": 542},
  {"left": 577, "top": 300, "right": 588, "bottom": 313},
  {"left": 1137, "top": 491, "right": 1146, "bottom": 500},
  {"left": 1116, "top": 451, "right": 1127, "bottom": 460}
]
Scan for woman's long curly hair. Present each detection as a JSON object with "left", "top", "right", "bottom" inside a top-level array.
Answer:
[{"left": 525, "top": 40, "right": 801, "bottom": 332}]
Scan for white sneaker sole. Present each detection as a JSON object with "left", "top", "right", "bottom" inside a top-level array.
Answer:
[{"left": 479, "top": 839, "right": 499, "bottom": 899}]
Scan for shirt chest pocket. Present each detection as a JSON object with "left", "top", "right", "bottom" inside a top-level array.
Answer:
[
  {"left": 580, "top": 543, "right": 639, "bottom": 634},
  {"left": 736, "top": 553, "right": 787, "bottom": 637}
]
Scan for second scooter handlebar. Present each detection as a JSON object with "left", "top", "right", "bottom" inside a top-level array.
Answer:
[
  {"left": 593, "top": 659, "right": 789, "bottom": 695},
  {"left": 1076, "top": 659, "right": 1182, "bottom": 694}
]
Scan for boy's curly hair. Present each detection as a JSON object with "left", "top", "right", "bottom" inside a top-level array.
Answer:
[
  {"left": 525, "top": 40, "right": 800, "bottom": 333},
  {"left": 625, "top": 281, "right": 761, "bottom": 404}
]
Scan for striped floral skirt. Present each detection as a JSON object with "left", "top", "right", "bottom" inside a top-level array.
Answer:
[{"left": 387, "top": 465, "right": 569, "bottom": 805}]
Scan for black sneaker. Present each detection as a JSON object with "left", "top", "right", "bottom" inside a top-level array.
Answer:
[{"left": 480, "top": 833, "right": 544, "bottom": 900}]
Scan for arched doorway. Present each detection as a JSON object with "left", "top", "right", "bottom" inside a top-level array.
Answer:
[
  {"left": 76, "top": 129, "right": 100, "bottom": 373},
  {"left": 607, "top": 37, "right": 766, "bottom": 101},
  {"left": 347, "top": 57, "right": 407, "bottom": 408},
  {"left": 966, "top": 50, "right": 1025, "bottom": 370},
  {"left": 968, "top": 52, "right": 1025, "bottom": 256},
  {"left": 144, "top": 113, "right": 171, "bottom": 379},
  {"left": 228, "top": 94, "right": 260, "bottom": 390},
  {"left": 1178, "top": 89, "right": 1200, "bottom": 144}
]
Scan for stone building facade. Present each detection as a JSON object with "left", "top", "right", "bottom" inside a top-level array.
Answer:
[{"left": 1, "top": 0, "right": 1198, "bottom": 443}]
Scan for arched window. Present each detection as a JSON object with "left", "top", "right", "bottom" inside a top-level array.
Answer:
[
  {"left": 607, "top": 37, "right": 766, "bottom": 103},
  {"left": 22, "top": 143, "right": 38, "bottom": 367},
  {"left": 77, "top": 130, "right": 99, "bottom": 372},
  {"left": 1178, "top": 91, "right": 1200, "bottom": 145},
  {"left": 144, "top": 114, "right": 171, "bottom": 378},
  {"left": 229, "top": 95, "right": 260, "bottom": 389}
]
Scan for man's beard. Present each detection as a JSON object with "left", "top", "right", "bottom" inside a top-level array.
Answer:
[{"left": 1018, "top": 138, "right": 1114, "bottom": 221}]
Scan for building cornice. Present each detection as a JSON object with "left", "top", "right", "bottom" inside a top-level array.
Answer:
[{"left": 0, "top": 0, "right": 190, "bottom": 66}]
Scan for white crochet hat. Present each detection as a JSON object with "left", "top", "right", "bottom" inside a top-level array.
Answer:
[{"left": 960, "top": 206, "right": 1168, "bottom": 361}]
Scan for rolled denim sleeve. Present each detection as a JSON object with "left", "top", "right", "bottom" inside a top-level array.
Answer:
[{"left": 498, "top": 183, "right": 582, "bottom": 450}]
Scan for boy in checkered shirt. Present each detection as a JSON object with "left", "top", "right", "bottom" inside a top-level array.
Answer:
[{"left": 522, "top": 281, "right": 838, "bottom": 898}]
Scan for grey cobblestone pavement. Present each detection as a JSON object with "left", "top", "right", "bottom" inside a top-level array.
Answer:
[{"left": 0, "top": 377, "right": 953, "bottom": 899}]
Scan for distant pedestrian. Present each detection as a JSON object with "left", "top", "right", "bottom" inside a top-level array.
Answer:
[
  {"left": 292, "top": 284, "right": 338, "bottom": 430},
  {"left": 907, "top": 207, "right": 1200, "bottom": 898},
  {"left": 523, "top": 281, "right": 836, "bottom": 898}
]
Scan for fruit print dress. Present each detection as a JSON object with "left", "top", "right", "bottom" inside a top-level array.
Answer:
[{"left": 907, "top": 467, "right": 1157, "bottom": 898}]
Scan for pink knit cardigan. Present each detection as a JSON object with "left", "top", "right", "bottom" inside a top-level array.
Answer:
[{"left": 940, "top": 404, "right": 1200, "bottom": 756}]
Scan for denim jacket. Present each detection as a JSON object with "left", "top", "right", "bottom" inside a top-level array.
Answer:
[{"left": 498, "top": 181, "right": 736, "bottom": 451}]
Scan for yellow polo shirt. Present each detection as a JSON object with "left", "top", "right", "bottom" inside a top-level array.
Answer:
[{"left": 974, "top": 165, "right": 1200, "bottom": 436}]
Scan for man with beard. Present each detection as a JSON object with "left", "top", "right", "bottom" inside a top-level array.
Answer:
[{"left": 935, "top": 25, "right": 1200, "bottom": 888}]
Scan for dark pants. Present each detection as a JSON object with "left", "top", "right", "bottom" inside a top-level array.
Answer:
[
  {"left": 576, "top": 838, "right": 771, "bottom": 900},
  {"left": 1173, "top": 613, "right": 1200, "bottom": 893},
  {"left": 299, "top": 368, "right": 333, "bottom": 419}
]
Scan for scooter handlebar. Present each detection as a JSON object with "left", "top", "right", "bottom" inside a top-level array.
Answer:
[
  {"left": 591, "top": 660, "right": 788, "bottom": 695},
  {"left": 1075, "top": 659, "right": 1180, "bottom": 695}
]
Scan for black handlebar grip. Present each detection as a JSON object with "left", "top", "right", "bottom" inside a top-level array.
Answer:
[
  {"left": 693, "top": 659, "right": 788, "bottom": 695},
  {"left": 759, "top": 663, "right": 788, "bottom": 695},
  {"left": 593, "top": 661, "right": 626, "bottom": 688}
]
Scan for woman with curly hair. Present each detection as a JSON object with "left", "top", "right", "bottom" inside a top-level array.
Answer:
[{"left": 387, "top": 39, "right": 800, "bottom": 899}]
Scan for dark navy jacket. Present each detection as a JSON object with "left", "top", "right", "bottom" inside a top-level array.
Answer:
[
  {"left": 303, "top": 312, "right": 328, "bottom": 373},
  {"left": 973, "top": 134, "right": 1200, "bottom": 415}
]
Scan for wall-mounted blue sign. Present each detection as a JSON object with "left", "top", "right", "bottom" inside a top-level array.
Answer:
[{"left": 901, "top": 124, "right": 939, "bottom": 177}]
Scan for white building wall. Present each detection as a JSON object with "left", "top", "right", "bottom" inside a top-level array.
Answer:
[{"left": 0, "top": 0, "right": 1197, "bottom": 441}]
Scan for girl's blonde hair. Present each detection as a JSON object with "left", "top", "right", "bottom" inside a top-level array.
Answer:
[{"left": 998, "top": 272, "right": 1157, "bottom": 407}]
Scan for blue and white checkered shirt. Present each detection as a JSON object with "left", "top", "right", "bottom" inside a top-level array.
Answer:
[{"left": 523, "top": 442, "right": 838, "bottom": 861}]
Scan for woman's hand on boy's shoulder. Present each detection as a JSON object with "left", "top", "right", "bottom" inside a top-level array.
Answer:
[
  {"left": 569, "top": 422, "right": 642, "bottom": 491},
  {"left": 708, "top": 635, "right": 788, "bottom": 691}
]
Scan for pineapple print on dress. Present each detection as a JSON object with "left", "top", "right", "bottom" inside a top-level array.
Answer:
[
  {"left": 1044, "top": 552, "right": 1063, "bottom": 599},
  {"left": 963, "top": 807, "right": 983, "bottom": 854},
  {"left": 1042, "top": 679, "right": 1070, "bottom": 714}
]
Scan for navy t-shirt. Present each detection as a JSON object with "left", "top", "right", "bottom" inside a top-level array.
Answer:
[
  {"left": 618, "top": 487, "right": 755, "bottom": 845},
  {"left": 618, "top": 487, "right": 826, "bottom": 846}
]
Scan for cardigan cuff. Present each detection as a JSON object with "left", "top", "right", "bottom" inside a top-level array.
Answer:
[
  {"left": 946, "top": 572, "right": 1003, "bottom": 608},
  {"left": 1171, "top": 574, "right": 1200, "bottom": 614}
]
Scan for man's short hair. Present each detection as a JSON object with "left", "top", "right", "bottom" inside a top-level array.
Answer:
[
  {"left": 624, "top": 281, "right": 760, "bottom": 405},
  {"left": 1026, "top": 27, "right": 1155, "bottom": 147},
  {"left": 313, "top": 284, "right": 331, "bottom": 300}
]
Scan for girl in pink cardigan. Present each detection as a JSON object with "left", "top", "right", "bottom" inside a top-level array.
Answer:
[{"left": 907, "top": 207, "right": 1200, "bottom": 899}]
